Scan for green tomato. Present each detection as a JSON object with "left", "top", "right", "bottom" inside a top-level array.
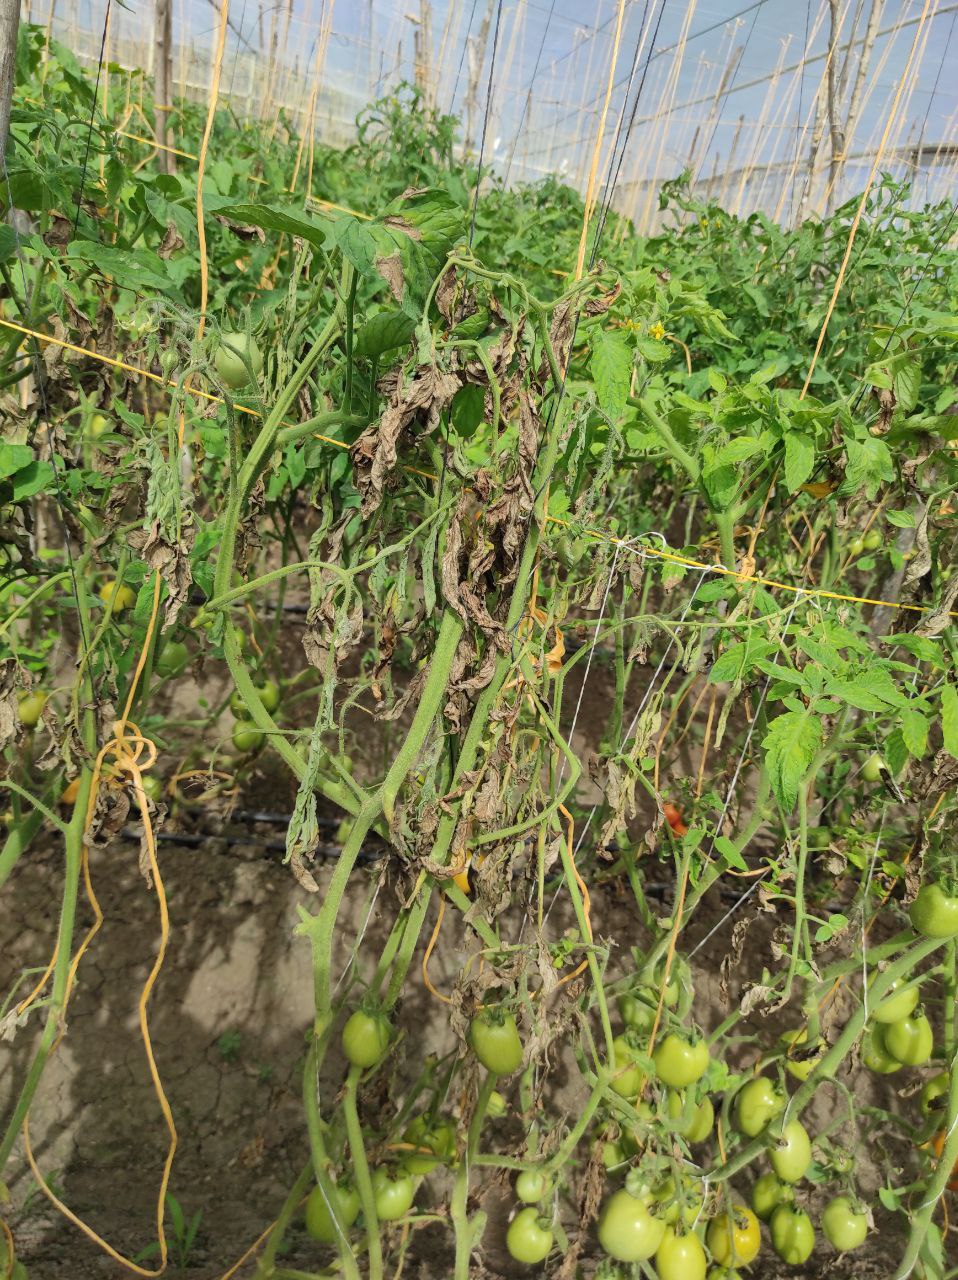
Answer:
[
  {"left": 596, "top": 1138, "right": 625, "bottom": 1171},
  {"left": 597, "top": 1188, "right": 666, "bottom": 1262},
  {"left": 920, "top": 1072, "right": 949, "bottom": 1118},
  {"left": 734, "top": 1076, "right": 783, "bottom": 1137},
  {"left": 487, "top": 1089, "right": 508, "bottom": 1118},
  {"left": 862, "top": 1025, "right": 902, "bottom": 1074},
  {"left": 707, "top": 1205, "right": 761, "bottom": 1266},
  {"left": 304, "top": 1181, "right": 360, "bottom": 1242},
  {"left": 100, "top": 580, "right": 137, "bottom": 613},
  {"left": 849, "top": 536, "right": 865, "bottom": 557},
  {"left": 869, "top": 975, "right": 920, "bottom": 1024},
  {"left": 910, "top": 884, "right": 958, "bottom": 939},
  {"left": 769, "top": 1120, "right": 812, "bottom": 1184},
  {"left": 505, "top": 1206, "right": 554, "bottom": 1264},
  {"left": 750, "top": 1172, "right": 792, "bottom": 1222},
  {"left": 231, "top": 721, "right": 264, "bottom": 753},
  {"left": 135, "top": 773, "right": 164, "bottom": 806},
  {"left": 666, "top": 1090, "right": 714, "bottom": 1142},
  {"left": 610, "top": 1034, "right": 646, "bottom": 1098},
  {"left": 469, "top": 1010, "right": 523, "bottom": 1075},
  {"left": 779, "top": 1028, "right": 826, "bottom": 1081},
  {"left": 88, "top": 412, "right": 111, "bottom": 439},
  {"left": 652, "top": 1175, "right": 703, "bottom": 1227},
  {"left": 656, "top": 1226, "right": 707, "bottom": 1280},
  {"left": 230, "top": 680, "right": 281, "bottom": 717},
  {"left": 617, "top": 991, "right": 657, "bottom": 1031},
  {"left": 371, "top": 1167, "right": 415, "bottom": 1222},
  {"left": 401, "top": 1116, "right": 456, "bottom": 1174},
  {"left": 653, "top": 1034, "right": 709, "bottom": 1088},
  {"left": 882, "top": 1012, "right": 933, "bottom": 1066},
  {"left": 214, "top": 330, "right": 264, "bottom": 388},
  {"left": 770, "top": 1205, "right": 815, "bottom": 1264},
  {"left": 861, "top": 752, "right": 885, "bottom": 783},
  {"left": 706, "top": 1271, "right": 743, "bottom": 1280},
  {"left": 821, "top": 1195, "right": 868, "bottom": 1252},
  {"left": 156, "top": 641, "right": 188, "bottom": 677},
  {"left": 863, "top": 529, "right": 882, "bottom": 551},
  {"left": 515, "top": 1168, "right": 553, "bottom": 1204},
  {"left": 341, "top": 1010, "right": 390, "bottom": 1068},
  {"left": 17, "top": 691, "right": 47, "bottom": 728}
]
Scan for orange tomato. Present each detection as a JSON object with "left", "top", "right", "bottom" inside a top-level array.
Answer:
[
  {"left": 930, "top": 1130, "right": 958, "bottom": 1192},
  {"left": 663, "top": 802, "right": 688, "bottom": 837}
]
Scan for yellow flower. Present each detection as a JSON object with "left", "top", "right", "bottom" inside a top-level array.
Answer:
[{"left": 649, "top": 321, "right": 666, "bottom": 341}]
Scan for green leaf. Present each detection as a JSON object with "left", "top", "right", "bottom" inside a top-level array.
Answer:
[
  {"left": 713, "top": 835, "right": 748, "bottom": 872},
  {"left": 0, "top": 224, "right": 17, "bottom": 265},
  {"left": 893, "top": 360, "right": 920, "bottom": 412},
  {"left": 762, "top": 710, "right": 822, "bottom": 811},
  {"left": 354, "top": 308, "right": 416, "bottom": 359},
  {"left": 942, "top": 684, "right": 958, "bottom": 759},
  {"left": 0, "top": 443, "right": 34, "bottom": 480},
  {"left": 885, "top": 727, "right": 908, "bottom": 778},
  {"left": 885, "top": 509, "right": 915, "bottom": 528},
  {"left": 900, "top": 705, "right": 929, "bottom": 757},
  {"left": 841, "top": 436, "right": 894, "bottom": 499},
  {"left": 65, "top": 240, "right": 180, "bottom": 296},
  {"left": 214, "top": 200, "right": 331, "bottom": 249},
  {"left": 589, "top": 329, "right": 632, "bottom": 422},
  {"left": 783, "top": 431, "right": 815, "bottom": 493},
  {"left": 635, "top": 336, "right": 669, "bottom": 363},
  {"left": 713, "top": 437, "right": 762, "bottom": 466},
  {"left": 11, "top": 459, "right": 54, "bottom": 500},
  {"left": 450, "top": 384, "right": 485, "bottom": 439}
]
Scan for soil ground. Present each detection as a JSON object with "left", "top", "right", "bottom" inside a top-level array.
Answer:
[{"left": 0, "top": 648, "right": 939, "bottom": 1278}]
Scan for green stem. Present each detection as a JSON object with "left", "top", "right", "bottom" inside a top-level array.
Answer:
[
  {"left": 343, "top": 1064, "right": 382, "bottom": 1279},
  {"left": 451, "top": 1073, "right": 495, "bottom": 1280}
]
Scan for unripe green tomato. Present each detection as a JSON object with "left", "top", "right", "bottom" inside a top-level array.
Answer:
[
  {"left": 401, "top": 1116, "right": 456, "bottom": 1174},
  {"left": 734, "top": 1076, "right": 783, "bottom": 1137},
  {"left": 231, "top": 721, "right": 264, "bottom": 753},
  {"left": 100, "top": 580, "right": 137, "bottom": 613},
  {"left": 596, "top": 1138, "right": 625, "bottom": 1170},
  {"left": 156, "top": 641, "right": 188, "bottom": 677},
  {"left": 515, "top": 1168, "right": 552, "bottom": 1204},
  {"left": 770, "top": 1205, "right": 815, "bottom": 1264},
  {"left": 869, "top": 975, "right": 919, "bottom": 1024},
  {"left": 861, "top": 752, "right": 885, "bottom": 783},
  {"left": 597, "top": 1188, "right": 666, "bottom": 1262},
  {"left": 779, "top": 1027, "right": 826, "bottom": 1081},
  {"left": 751, "top": 1171, "right": 792, "bottom": 1221},
  {"left": 849, "top": 536, "right": 865, "bottom": 557},
  {"left": 610, "top": 1034, "right": 645, "bottom": 1098},
  {"left": 863, "top": 529, "right": 882, "bottom": 551},
  {"left": 304, "top": 1182, "right": 360, "bottom": 1242},
  {"left": 655, "top": 1225, "right": 707, "bottom": 1280},
  {"left": 214, "top": 331, "right": 263, "bottom": 388},
  {"left": 920, "top": 1072, "right": 949, "bottom": 1117},
  {"left": 882, "top": 1012, "right": 933, "bottom": 1066},
  {"left": 666, "top": 1090, "right": 714, "bottom": 1142},
  {"left": 230, "top": 680, "right": 281, "bottom": 717},
  {"left": 909, "top": 883, "right": 958, "bottom": 939},
  {"left": 17, "top": 691, "right": 48, "bottom": 728},
  {"left": 652, "top": 1175, "right": 703, "bottom": 1227},
  {"left": 862, "top": 1025, "right": 902, "bottom": 1074},
  {"left": 88, "top": 412, "right": 111, "bottom": 439},
  {"left": 822, "top": 1195, "right": 868, "bottom": 1252},
  {"left": 617, "top": 991, "right": 657, "bottom": 1031},
  {"left": 769, "top": 1120, "right": 812, "bottom": 1183},
  {"left": 136, "top": 774, "right": 164, "bottom": 805},
  {"left": 341, "top": 1009, "right": 390, "bottom": 1068},
  {"left": 469, "top": 1010, "right": 524, "bottom": 1075},
  {"left": 505, "top": 1205, "right": 554, "bottom": 1264},
  {"left": 653, "top": 1033, "right": 709, "bottom": 1088}
]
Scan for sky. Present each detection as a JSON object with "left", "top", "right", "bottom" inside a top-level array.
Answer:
[{"left": 59, "top": 0, "right": 958, "bottom": 221}]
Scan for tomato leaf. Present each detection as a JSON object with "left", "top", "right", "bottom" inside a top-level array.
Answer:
[
  {"left": 589, "top": 329, "right": 631, "bottom": 422},
  {"left": 900, "top": 704, "right": 929, "bottom": 757},
  {"left": 762, "top": 710, "right": 822, "bottom": 811},
  {"left": 942, "top": 684, "right": 958, "bottom": 759},
  {"left": 783, "top": 431, "right": 815, "bottom": 493}
]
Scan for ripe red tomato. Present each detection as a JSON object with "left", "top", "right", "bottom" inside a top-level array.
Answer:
[{"left": 663, "top": 801, "right": 689, "bottom": 836}]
